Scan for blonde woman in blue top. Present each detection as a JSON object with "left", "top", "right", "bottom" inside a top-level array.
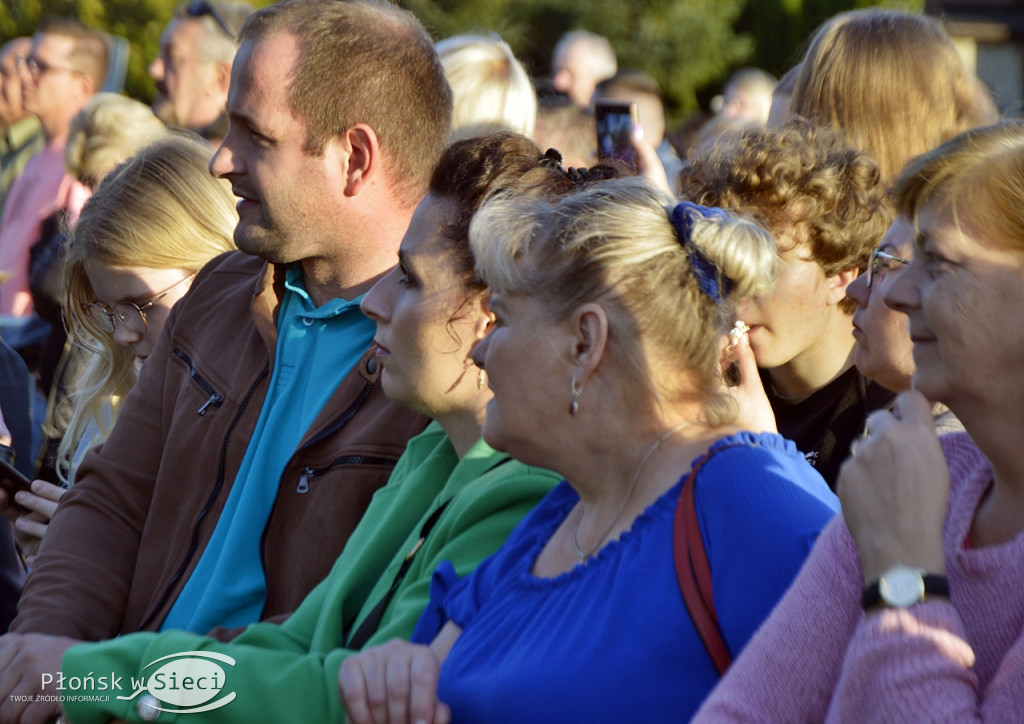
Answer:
[{"left": 340, "top": 178, "right": 841, "bottom": 723}]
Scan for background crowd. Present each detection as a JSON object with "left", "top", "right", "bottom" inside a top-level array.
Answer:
[{"left": 0, "top": 1, "right": 1022, "bottom": 723}]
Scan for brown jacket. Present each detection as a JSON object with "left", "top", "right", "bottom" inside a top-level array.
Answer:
[{"left": 12, "top": 252, "right": 427, "bottom": 637}]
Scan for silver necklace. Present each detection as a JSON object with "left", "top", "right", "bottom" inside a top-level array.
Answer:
[{"left": 572, "top": 420, "right": 693, "bottom": 564}]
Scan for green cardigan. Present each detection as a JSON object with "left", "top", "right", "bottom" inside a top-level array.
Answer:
[{"left": 61, "top": 421, "right": 560, "bottom": 723}]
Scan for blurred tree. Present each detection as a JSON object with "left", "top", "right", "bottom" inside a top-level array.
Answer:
[
  {"left": 404, "top": 0, "right": 752, "bottom": 121},
  {"left": 0, "top": 0, "right": 272, "bottom": 104},
  {"left": 736, "top": 0, "right": 925, "bottom": 78},
  {"left": 1, "top": 0, "right": 928, "bottom": 120}
]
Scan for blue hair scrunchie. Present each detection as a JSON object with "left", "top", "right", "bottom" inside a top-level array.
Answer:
[{"left": 669, "top": 201, "right": 733, "bottom": 304}]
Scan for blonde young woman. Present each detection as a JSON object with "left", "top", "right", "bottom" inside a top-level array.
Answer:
[
  {"left": 340, "top": 178, "right": 840, "bottom": 722},
  {"left": 5, "top": 136, "right": 237, "bottom": 561},
  {"left": 693, "top": 121, "right": 1024, "bottom": 722},
  {"left": 31, "top": 93, "right": 169, "bottom": 449}
]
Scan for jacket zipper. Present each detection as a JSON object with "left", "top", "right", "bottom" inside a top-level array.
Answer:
[
  {"left": 138, "top": 365, "right": 270, "bottom": 631},
  {"left": 173, "top": 348, "right": 225, "bottom": 415},
  {"left": 257, "top": 379, "right": 379, "bottom": 618},
  {"left": 296, "top": 454, "right": 398, "bottom": 493}
]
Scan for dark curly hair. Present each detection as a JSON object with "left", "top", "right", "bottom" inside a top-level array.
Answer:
[{"left": 677, "top": 119, "right": 892, "bottom": 314}]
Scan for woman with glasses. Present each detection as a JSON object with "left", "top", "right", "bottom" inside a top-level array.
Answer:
[
  {"left": 0, "top": 136, "right": 236, "bottom": 562},
  {"left": 693, "top": 121, "right": 1024, "bottom": 722},
  {"left": 844, "top": 218, "right": 962, "bottom": 435}
]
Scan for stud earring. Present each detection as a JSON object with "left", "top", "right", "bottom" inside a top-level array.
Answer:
[
  {"left": 569, "top": 378, "right": 583, "bottom": 416},
  {"left": 477, "top": 368, "right": 487, "bottom": 390}
]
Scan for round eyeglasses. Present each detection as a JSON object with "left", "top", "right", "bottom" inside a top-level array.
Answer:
[
  {"left": 16, "top": 54, "right": 82, "bottom": 79},
  {"left": 866, "top": 248, "right": 910, "bottom": 290},
  {"left": 85, "top": 273, "right": 197, "bottom": 335}
]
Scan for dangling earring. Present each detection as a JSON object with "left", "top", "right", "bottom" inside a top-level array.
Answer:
[
  {"left": 477, "top": 368, "right": 487, "bottom": 390},
  {"left": 569, "top": 378, "right": 583, "bottom": 416}
]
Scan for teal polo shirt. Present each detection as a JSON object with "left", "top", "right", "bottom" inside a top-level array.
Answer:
[{"left": 161, "top": 265, "right": 376, "bottom": 633}]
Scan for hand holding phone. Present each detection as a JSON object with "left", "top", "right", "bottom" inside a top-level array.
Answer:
[{"left": 595, "top": 100, "right": 639, "bottom": 169}]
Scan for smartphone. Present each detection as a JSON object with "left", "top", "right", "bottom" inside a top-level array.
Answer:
[
  {"left": 0, "top": 456, "right": 32, "bottom": 504},
  {"left": 595, "top": 100, "right": 639, "bottom": 169}
]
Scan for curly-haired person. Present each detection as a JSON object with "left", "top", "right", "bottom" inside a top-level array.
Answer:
[{"left": 678, "top": 120, "right": 894, "bottom": 488}]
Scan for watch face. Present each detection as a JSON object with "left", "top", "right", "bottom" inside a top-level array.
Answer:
[{"left": 880, "top": 566, "right": 925, "bottom": 608}]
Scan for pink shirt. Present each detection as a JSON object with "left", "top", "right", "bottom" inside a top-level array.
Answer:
[
  {"left": 693, "top": 432, "right": 1024, "bottom": 722},
  {"left": 0, "top": 138, "right": 69, "bottom": 317}
]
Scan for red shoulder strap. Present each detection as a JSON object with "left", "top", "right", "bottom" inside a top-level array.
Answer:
[{"left": 674, "top": 448, "right": 732, "bottom": 676}]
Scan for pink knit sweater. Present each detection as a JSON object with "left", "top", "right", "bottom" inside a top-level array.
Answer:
[{"left": 693, "top": 432, "right": 1024, "bottom": 722}]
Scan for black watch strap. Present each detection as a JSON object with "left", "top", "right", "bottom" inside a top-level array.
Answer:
[{"left": 862, "top": 570, "right": 949, "bottom": 609}]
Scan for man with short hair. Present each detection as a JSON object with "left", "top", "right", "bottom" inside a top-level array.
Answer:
[
  {"left": 0, "top": 38, "right": 44, "bottom": 218},
  {"left": 679, "top": 121, "right": 895, "bottom": 488},
  {"left": 149, "top": 0, "right": 255, "bottom": 144},
  {"left": 0, "top": 17, "right": 106, "bottom": 318},
  {"left": 0, "top": 1, "right": 450, "bottom": 719},
  {"left": 551, "top": 29, "right": 617, "bottom": 108}
]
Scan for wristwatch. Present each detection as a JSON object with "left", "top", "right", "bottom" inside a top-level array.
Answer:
[{"left": 862, "top": 564, "right": 949, "bottom": 609}]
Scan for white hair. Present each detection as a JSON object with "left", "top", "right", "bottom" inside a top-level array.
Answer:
[{"left": 436, "top": 34, "right": 537, "bottom": 141}]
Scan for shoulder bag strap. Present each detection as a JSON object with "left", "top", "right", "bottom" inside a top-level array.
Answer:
[
  {"left": 345, "top": 499, "right": 451, "bottom": 650},
  {"left": 674, "top": 446, "right": 735, "bottom": 675},
  {"left": 344, "top": 457, "right": 514, "bottom": 650}
]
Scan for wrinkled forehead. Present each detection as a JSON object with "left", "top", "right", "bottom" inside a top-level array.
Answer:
[{"left": 162, "top": 17, "right": 208, "bottom": 55}]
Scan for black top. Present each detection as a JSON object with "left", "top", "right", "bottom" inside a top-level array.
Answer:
[{"left": 763, "top": 365, "right": 896, "bottom": 490}]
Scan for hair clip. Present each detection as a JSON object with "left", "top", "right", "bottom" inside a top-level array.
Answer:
[
  {"left": 537, "top": 148, "right": 564, "bottom": 169},
  {"left": 669, "top": 202, "right": 734, "bottom": 304}
]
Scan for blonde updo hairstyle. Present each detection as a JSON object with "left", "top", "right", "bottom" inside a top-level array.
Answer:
[
  {"left": 894, "top": 120, "right": 1024, "bottom": 254},
  {"left": 64, "top": 93, "right": 170, "bottom": 189},
  {"left": 790, "top": 9, "right": 996, "bottom": 182},
  {"left": 470, "top": 177, "right": 776, "bottom": 425},
  {"left": 59, "top": 136, "right": 238, "bottom": 482}
]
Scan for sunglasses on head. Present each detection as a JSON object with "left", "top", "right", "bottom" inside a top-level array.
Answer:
[{"left": 186, "top": 0, "right": 235, "bottom": 39}]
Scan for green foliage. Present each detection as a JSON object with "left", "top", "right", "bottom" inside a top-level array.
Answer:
[
  {"left": 403, "top": 0, "right": 752, "bottom": 121},
  {"left": 1, "top": 0, "right": 929, "bottom": 120}
]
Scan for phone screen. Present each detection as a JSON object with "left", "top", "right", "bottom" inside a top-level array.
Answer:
[{"left": 595, "top": 100, "right": 639, "bottom": 168}]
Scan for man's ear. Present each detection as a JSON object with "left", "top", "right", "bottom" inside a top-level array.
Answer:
[
  {"left": 568, "top": 302, "right": 609, "bottom": 384},
  {"left": 338, "top": 123, "right": 380, "bottom": 197},
  {"left": 827, "top": 266, "right": 860, "bottom": 306},
  {"left": 77, "top": 73, "right": 96, "bottom": 101}
]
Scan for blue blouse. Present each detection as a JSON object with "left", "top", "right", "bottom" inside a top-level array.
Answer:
[{"left": 432, "top": 432, "right": 839, "bottom": 722}]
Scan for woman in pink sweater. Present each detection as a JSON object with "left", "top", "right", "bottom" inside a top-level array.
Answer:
[{"left": 694, "top": 121, "right": 1024, "bottom": 722}]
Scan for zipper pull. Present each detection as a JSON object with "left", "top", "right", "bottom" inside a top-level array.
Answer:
[
  {"left": 404, "top": 537, "right": 425, "bottom": 563},
  {"left": 197, "top": 393, "right": 222, "bottom": 416},
  {"left": 297, "top": 468, "right": 314, "bottom": 494}
]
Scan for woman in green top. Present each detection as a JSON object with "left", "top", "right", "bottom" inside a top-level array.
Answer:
[{"left": 15, "top": 132, "right": 563, "bottom": 724}]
